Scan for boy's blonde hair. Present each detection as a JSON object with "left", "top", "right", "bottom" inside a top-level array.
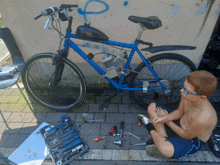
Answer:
[{"left": 186, "top": 70, "right": 217, "bottom": 97}]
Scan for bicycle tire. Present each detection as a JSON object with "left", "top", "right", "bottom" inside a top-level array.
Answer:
[
  {"left": 130, "top": 53, "right": 197, "bottom": 110},
  {"left": 22, "top": 53, "right": 86, "bottom": 111}
]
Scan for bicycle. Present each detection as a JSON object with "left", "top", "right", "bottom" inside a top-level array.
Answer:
[{"left": 21, "top": 4, "right": 197, "bottom": 111}]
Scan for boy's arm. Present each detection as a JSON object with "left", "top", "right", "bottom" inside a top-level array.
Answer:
[
  {"left": 154, "top": 97, "right": 184, "bottom": 124},
  {"left": 165, "top": 116, "right": 208, "bottom": 140}
]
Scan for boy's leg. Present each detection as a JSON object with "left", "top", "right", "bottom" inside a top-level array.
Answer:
[
  {"left": 147, "top": 102, "right": 175, "bottom": 158},
  {"left": 147, "top": 102, "right": 168, "bottom": 137}
]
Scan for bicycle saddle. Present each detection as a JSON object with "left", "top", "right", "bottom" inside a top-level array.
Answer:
[{"left": 128, "top": 16, "right": 162, "bottom": 30}]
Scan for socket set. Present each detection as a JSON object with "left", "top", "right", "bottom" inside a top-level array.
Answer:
[{"left": 40, "top": 115, "right": 89, "bottom": 165}]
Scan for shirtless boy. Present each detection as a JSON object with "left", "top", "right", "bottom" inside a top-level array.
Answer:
[{"left": 140, "top": 70, "right": 218, "bottom": 159}]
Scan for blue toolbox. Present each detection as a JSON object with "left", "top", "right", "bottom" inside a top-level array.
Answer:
[{"left": 40, "top": 115, "right": 89, "bottom": 165}]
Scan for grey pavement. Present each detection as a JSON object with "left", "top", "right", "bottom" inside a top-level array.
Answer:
[{"left": 0, "top": 83, "right": 220, "bottom": 165}]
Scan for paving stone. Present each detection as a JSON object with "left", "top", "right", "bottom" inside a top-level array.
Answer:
[
  {"left": 130, "top": 104, "right": 148, "bottom": 113},
  {"left": 2, "top": 88, "right": 14, "bottom": 96},
  {"left": 8, "top": 96, "right": 21, "bottom": 103},
  {"left": 0, "top": 89, "right": 6, "bottom": 96},
  {"left": 4, "top": 134, "right": 28, "bottom": 147},
  {"left": 112, "top": 150, "right": 129, "bottom": 160},
  {"left": 11, "top": 89, "right": 21, "bottom": 96},
  {"left": 104, "top": 104, "right": 119, "bottom": 113},
  {"left": 94, "top": 113, "right": 105, "bottom": 123},
  {"left": 81, "top": 149, "right": 93, "bottom": 159},
  {"left": 6, "top": 103, "right": 26, "bottom": 112},
  {"left": 129, "top": 150, "right": 142, "bottom": 161},
  {"left": 32, "top": 113, "right": 47, "bottom": 123},
  {"left": 119, "top": 104, "right": 129, "bottom": 113},
  {"left": 80, "top": 123, "right": 100, "bottom": 135},
  {"left": 132, "top": 124, "right": 149, "bottom": 136},
  {"left": 202, "top": 151, "right": 215, "bottom": 162},
  {"left": 111, "top": 150, "right": 122, "bottom": 160},
  {"left": 106, "top": 135, "right": 129, "bottom": 150},
  {"left": 90, "top": 149, "right": 103, "bottom": 160},
  {"left": 83, "top": 95, "right": 96, "bottom": 104},
  {"left": 122, "top": 96, "right": 131, "bottom": 104},
  {"left": 0, "top": 134, "right": 10, "bottom": 146},
  {"left": 124, "top": 123, "right": 133, "bottom": 133},
  {"left": 19, "top": 123, "right": 39, "bottom": 134},
  {"left": 209, "top": 151, "right": 220, "bottom": 162},
  {"left": 0, "top": 104, "right": 10, "bottom": 112},
  {"left": 0, "top": 124, "right": 6, "bottom": 133},
  {"left": 0, "top": 112, "right": 11, "bottom": 122},
  {"left": 124, "top": 113, "right": 139, "bottom": 124},
  {"left": 75, "top": 113, "right": 94, "bottom": 123},
  {"left": 102, "top": 149, "right": 112, "bottom": 160},
  {"left": 3, "top": 148, "right": 16, "bottom": 158},
  {"left": 129, "top": 135, "right": 149, "bottom": 150},
  {"left": 88, "top": 104, "right": 100, "bottom": 112},
  {"left": 17, "top": 95, "right": 38, "bottom": 104},
  {"left": 81, "top": 134, "right": 107, "bottom": 149},
  {"left": 0, "top": 96, "right": 11, "bottom": 103},
  {"left": 140, "top": 150, "right": 152, "bottom": 161},
  {"left": 195, "top": 151, "right": 209, "bottom": 162},
  {"left": 22, "top": 113, "right": 36, "bottom": 122},
  {"left": 187, "top": 153, "right": 198, "bottom": 162},
  {"left": 178, "top": 155, "right": 189, "bottom": 161},
  {"left": 44, "top": 112, "right": 67, "bottom": 123},
  {"left": 4, "top": 123, "right": 24, "bottom": 134},
  {"left": 6, "top": 112, "right": 26, "bottom": 122},
  {"left": 66, "top": 113, "right": 77, "bottom": 122},
  {"left": 31, "top": 104, "right": 47, "bottom": 113},
  {"left": 70, "top": 104, "right": 89, "bottom": 113},
  {"left": 106, "top": 113, "right": 124, "bottom": 124},
  {"left": 0, "top": 147, "right": 7, "bottom": 165}
]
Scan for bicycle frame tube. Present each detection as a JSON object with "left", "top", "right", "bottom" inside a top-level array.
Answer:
[{"left": 64, "top": 32, "right": 167, "bottom": 91}]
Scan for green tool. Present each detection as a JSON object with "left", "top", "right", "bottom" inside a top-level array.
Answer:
[{"left": 81, "top": 117, "right": 104, "bottom": 124}]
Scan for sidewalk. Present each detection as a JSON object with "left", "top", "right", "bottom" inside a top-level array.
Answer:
[{"left": 0, "top": 83, "right": 220, "bottom": 165}]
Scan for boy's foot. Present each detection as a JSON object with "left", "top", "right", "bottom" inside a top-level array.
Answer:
[
  {"left": 146, "top": 144, "right": 167, "bottom": 159},
  {"left": 138, "top": 114, "right": 151, "bottom": 125}
]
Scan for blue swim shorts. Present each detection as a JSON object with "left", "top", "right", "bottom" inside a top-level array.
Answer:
[{"left": 156, "top": 103, "right": 205, "bottom": 159}]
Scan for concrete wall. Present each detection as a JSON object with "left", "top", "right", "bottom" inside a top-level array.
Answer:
[{"left": 0, "top": 0, "right": 220, "bottom": 77}]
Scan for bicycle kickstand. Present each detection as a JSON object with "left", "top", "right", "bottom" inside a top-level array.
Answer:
[{"left": 99, "top": 90, "right": 120, "bottom": 110}]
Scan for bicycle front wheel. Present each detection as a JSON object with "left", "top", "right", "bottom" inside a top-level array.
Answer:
[
  {"left": 22, "top": 53, "right": 86, "bottom": 111},
  {"left": 130, "top": 53, "right": 197, "bottom": 110}
]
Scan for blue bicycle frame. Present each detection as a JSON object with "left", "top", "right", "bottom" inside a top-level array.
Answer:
[{"left": 63, "top": 31, "right": 167, "bottom": 92}]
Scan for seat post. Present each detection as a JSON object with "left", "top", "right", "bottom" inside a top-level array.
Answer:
[{"left": 136, "top": 24, "right": 146, "bottom": 40}]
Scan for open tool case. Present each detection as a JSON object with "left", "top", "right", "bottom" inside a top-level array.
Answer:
[{"left": 40, "top": 115, "right": 89, "bottom": 165}]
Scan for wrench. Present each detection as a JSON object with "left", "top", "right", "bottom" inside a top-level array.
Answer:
[
  {"left": 124, "top": 131, "right": 142, "bottom": 140},
  {"left": 52, "top": 138, "right": 82, "bottom": 158}
]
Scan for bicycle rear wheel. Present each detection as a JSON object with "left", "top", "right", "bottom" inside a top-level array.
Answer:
[
  {"left": 22, "top": 53, "right": 86, "bottom": 111},
  {"left": 130, "top": 53, "right": 197, "bottom": 110}
]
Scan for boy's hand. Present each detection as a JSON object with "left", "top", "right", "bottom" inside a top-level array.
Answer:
[
  {"left": 153, "top": 116, "right": 166, "bottom": 124},
  {"left": 156, "top": 107, "right": 168, "bottom": 117}
]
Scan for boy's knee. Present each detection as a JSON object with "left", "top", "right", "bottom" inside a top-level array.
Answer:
[
  {"left": 147, "top": 102, "right": 156, "bottom": 114},
  {"left": 158, "top": 141, "right": 174, "bottom": 158}
]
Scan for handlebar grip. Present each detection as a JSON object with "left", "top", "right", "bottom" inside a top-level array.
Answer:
[
  {"left": 34, "top": 14, "right": 42, "bottom": 20},
  {"left": 60, "top": 4, "right": 78, "bottom": 9},
  {"left": 41, "top": 8, "right": 54, "bottom": 16}
]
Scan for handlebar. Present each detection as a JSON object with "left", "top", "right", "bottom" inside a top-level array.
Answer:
[{"left": 34, "top": 4, "right": 78, "bottom": 20}]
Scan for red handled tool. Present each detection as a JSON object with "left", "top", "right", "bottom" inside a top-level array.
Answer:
[
  {"left": 109, "top": 127, "right": 114, "bottom": 135},
  {"left": 94, "top": 136, "right": 106, "bottom": 141}
]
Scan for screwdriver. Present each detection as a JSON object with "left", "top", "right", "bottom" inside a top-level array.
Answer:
[
  {"left": 120, "top": 121, "right": 124, "bottom": 139},
  {"left": 82, "top": 117, "right": 104, "bottom": 124},
  {"left": 94, "top": 136, "right": 106, "bottom": 141},
  {"left": 109, "top": 126, "right": 114, "bottom": 135}
]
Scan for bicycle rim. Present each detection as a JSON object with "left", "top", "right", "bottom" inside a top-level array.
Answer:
[
  {"left": 130, "top": 53, "right": 196, "bottom": 109},
  {"left": 24, "top": 55, "right": 85, "bottom": 110}
]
